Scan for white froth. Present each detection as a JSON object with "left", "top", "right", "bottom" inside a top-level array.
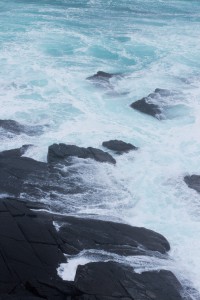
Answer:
[{"left": 1, "top": 0, "right": 200, "bottom": 297}]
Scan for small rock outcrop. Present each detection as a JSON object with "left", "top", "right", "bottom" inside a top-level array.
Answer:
[
  {"left": 87, "top": 71, "right": 119, "bottom": 81},
  {"left": 102, "top": 139, "right": 138, "bottom": 154},
  {"left": 130, "top": 88, "right": 171, "bottom": 118},
  {"left": 184, "top": 175, "right": 200, "bottom": 193},
  {"left": 131, "top": 99, "right": 162, "bottom": 118},
  {"left": 47, "top": 143, "right": 116, "bottom": 165}
]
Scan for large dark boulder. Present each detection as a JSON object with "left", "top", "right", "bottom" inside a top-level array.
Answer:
[
  {"left": 0, "top": 120, "right": 44, "bottom": 136},
  {"left": 47, "top": 143, "right": 116, "bottom": 165},
  {"left": 102, "top": 139, "right": 138, "bottom": 154},
  {"left": 130, "top": 88, "right": 171, "bottom": 118},
  {"left": 74, "top": 261, "right": 184, "bottom": 300},
  {"left": 184, "top": 175, "right": 200, "bottom": 193},
  {"left": 56, "top": 215, "right": 170, "bottom": 255}
]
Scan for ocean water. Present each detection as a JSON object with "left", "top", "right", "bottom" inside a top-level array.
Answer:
[{"left": 1, "top": 0, "right": 200, "bottom": 298}]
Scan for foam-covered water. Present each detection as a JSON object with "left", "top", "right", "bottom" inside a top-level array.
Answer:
[{"left": 1, "top": 0, "right": 200, "bottom": 297}]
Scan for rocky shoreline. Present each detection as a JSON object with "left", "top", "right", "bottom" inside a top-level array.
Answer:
[
  {"left": 0, "top": 197, "right": 184, "bottom": 299},
  {"left": 0, "top": 138, "right": 191, "bottom": 299},
  {"left": 0, "top": 74, "right": 196, "bottom": 300}
]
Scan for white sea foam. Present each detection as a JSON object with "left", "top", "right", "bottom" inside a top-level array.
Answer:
[{"left": 1, "top": 0, "right": 200, "bottom": 297}]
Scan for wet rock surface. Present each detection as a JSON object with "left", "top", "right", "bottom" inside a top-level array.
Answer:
[
  {"left": 131, "top": 99, "right": 162, "bottom": 118},
  {"left": 75, "top": 261, "right": 184, "bottom": 300},
  {"left": 0, "top": 146, "right": 49, "bottom": 197},
  {"left": 130, "top": 88, "right": 171, "bottom": 118},
  {"left": 0, "top": 119, "right": 45, "bottom": 136},
  {"left": 0, "top": 145, "right": 115, "bottom": 200},
  {"left": 0, "top": 145, "right": 189, "bottom": 300},
  {"left": 102, "top": 139, "right": 138, "bottom": 154},
  {"left": 48, "top": 143, "right": 116, "bottom": 165},
  {"left": 0, "top": 198, "right": 185, "bottom": 300},
  {"left": 184, "top": 175, "right": 200, "bottom": 193},
  {"left": 56, "top": 215, "right": 170, "bottom": 255},
  {"left": 0, "top": 198, "right": 79, "bottom": 299}
]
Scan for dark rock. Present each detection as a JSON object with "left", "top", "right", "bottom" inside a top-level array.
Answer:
[
  {"left": 0, "top": 198, "right": 188, "bottom": 300},
  {"left": 0, "top": 146, "right": 107, "bottom": 202},
  {"left": 130, "top": 88, "right": 171, "bottom": 118},
  {"left": 74, "top": 261, "right": 184, "bottom": 300},
  {"left": 0, "top": 145, "right": 86, "bottom": 200},
  {"left": 87, "top": 71, "right": 118, "bottom": 81},
  {"left": 47, "top": 143, "right": 116, "bottom": 165},
  {"left": 0, "top": 145, "right": 33, "bottom": 158},
  {"left": 0, "top": 198, "right": 80, "bottom": 299},
  {"left": 184, "top": 175, "right": 200, "bottom": 193},
  {"left": 0, "top": 149, "right": 48, "bottom": 197},
  {"left": 56, "top": 215, "right": 170, "bottom": 255},
  {"left": 102, "top": 140, "right": 138, "bottom": 154},
  {"left": 86, "top": 71, "right": 123, "bottom": 91},
  {"left": 131, "top": 98, "right": 162, "bottom": 118},
  {"left": 0, "top": 119, "right": 44, "bottom": 136}
]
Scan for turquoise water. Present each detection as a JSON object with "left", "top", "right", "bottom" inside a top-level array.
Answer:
[{"left": 1, "top": 0, "right": 200, "bottom": 298}]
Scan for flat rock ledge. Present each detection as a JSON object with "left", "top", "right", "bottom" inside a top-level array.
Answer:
[
  {"left": 102, "top": 139, "right": 138, "bottom": 154},
  {"left": 0, "top": 198, "right": 186, "bottom": 300}
]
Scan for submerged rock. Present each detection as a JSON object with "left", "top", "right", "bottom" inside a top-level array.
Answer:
[
  {"left": 154, "top": 88, "right": 172, "bottom": 96},
  {"left": 184, "top": 175, "right": 200, "bottom": 193},
  {"left": 130, "top": 88, "right": 171, "bottom": 118},
  {"left": 0, "top": 119, "right": 45, "bottom": 136},
  {"left": 86, "top": 71, "right": 123, "bottom": 91},
  {"left": 48, "top": 143, "right": 116, "bottom": 165},
  {"left": 102, "top": 139, "right": 138, "bottom": 154},
  {"left": 75, "top": 261, "right": 184, "bottom": 300},
  {"left": 86, "top": 71, "right": 120, "bottom": 81}
]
